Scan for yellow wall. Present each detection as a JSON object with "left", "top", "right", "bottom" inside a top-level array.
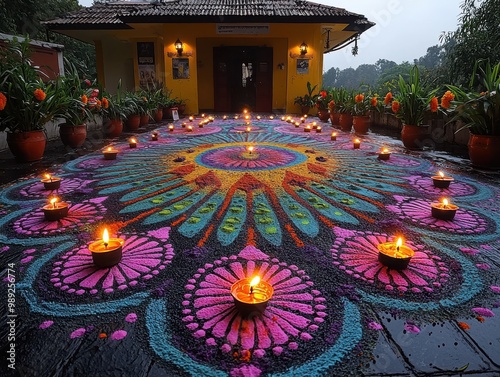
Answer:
[{"left": 88, "top": 22, "right": 348, "bottom": 114}]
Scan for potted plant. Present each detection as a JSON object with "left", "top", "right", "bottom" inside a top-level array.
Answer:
[
  {"left": 352, "top": 92, "right": 377, "bottom": 134},
  {"left": 337, "top": 89, "right": 355, "bottom": 132},
  {"left": 446, "top": 60, "right": 500, "bottom": 168},
  {"left": 391, "top": 65, "right": 438, "bottom": 149},
  {"left": 56, "top": 62, "right": 98, "bottom": 148},
  {"left": 314, "top": 89, "right": 333, "bottom": 122},
  {"left": 123, "top": 92, "right": 141, "bottom": 131},
  {"left": 294, "top": 81, "right": 317, "bottom": 115},
  {"left": 101, "top": 85, "right": 127, "bottom": 138},
  {"left": 0, "top": 38, "right": 63, "bottom": 161}
]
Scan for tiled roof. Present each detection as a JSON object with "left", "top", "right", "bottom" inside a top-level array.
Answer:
[{"left": 46, "top": 0, "right": 374, "bottom": 31}]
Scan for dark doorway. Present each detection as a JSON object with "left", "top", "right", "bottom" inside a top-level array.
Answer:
[{"left": 213, "top": 46, "right": 273, "bottom": 112}]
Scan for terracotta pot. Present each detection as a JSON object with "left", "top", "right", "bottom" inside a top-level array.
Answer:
[
  {"left": 467, "top": 134, "right": 500, "bottom": 169},
  {"left": 401, "top": 124, "right": 430, "bottom": 150},
  {"left": 103, "top": 118, "right": 123, "bottom": 138},
  {"left": 140, "top": 114, "right": 150, "bottom": 127},
  {"left": 125, "top": 114, "right": 141, "bottom": 131},
  {"left": 6, "top": 130, "right": 46, "bottom": 162},
  {"left": 153, "top": 109, "right": 163, "bottom": 123},
  {"left": 317, "top": 109, "right": 330, "bottom": 122},
  {"left": 300, "top": 106, "right": 311, "bottom": 116},
  {"left": 352, "top": 115, "right": 371, "bottom": 134},
  {"left": 59, "top": 124, "right": 87, "bottom": 148},
  {"left": 329, "top": 112, "right": 340, "bottom": 126},
  {"left": 338, "top": 113, "right": 353, "bottom": 132},
  {"left": 177, "top": 104, "right": 186, "bottom": 116}
]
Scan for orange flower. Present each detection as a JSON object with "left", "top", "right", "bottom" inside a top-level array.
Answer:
[
  {"left": 457, "top": 322, "right": 470, "bottom": 330},
  {"left": 440, "top": 90, "right": 455, "bottom": 109},
  {"left": 384, "top": 92, "right": 393, "bottom": 105},
  {"left": 355, "top": 94, "right": 364, "bottom": 103},
  {"left": 33, "top": 88, "right": 46, "bottom": 101},
  {"left": 81, "top": 94, "right": 88, "bottom": 104},
  {"left": 328, "top": 100, "right": 335, "bottom": 110},
  {"left": 476, "top": 316, "right": 485, "bottom": 323},
  {"left": 430, "top": 96, "right": 438, "bottom": 112},
  {"left": 96, "top": 99, "right": 102, "bottom": 110},
  {"left": 370, "top": 97, "right": 378, "bottom": 107},
  {"left": 0, "top": 92, "right": 6, "bottom": 110},
  {"left": 391, "top": 100, "right": 400, "bottom": 113},
  {"left": 102, "top": 97, "right": 109, "bottom": 109},
  {"left": 98, "top": 333, "right": 107, "bottom": 339}
]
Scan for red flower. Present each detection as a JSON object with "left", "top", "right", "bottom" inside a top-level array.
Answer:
[
  {"left": 355, "top": 94, "right": 364, "bottom": 103},
  {"left": 384, "top": 92, "right": 393, "bottom": 105},
  {"left": 430, "top": 96, "right": 438, "bottom": 112},
  {"left": 391, "top": 100, "right": 400, "bottom": 113},
  {"left": 440, "top": 90, "right": 455, "bottom": 109},
  {"left": 320, "top": 90, "right": 327, "bottom": 98},
  {"left": 34, "top": 88, "right": 46, "bottom": 101},
  {"left": 328, "top": 100, "right": 335, "bottom": 110},
  {"left": 0, "top": 92, "right": 6, "bottom": 110},
  {"left": 84, "top": 79, "right": 92, "bottom": 86}
]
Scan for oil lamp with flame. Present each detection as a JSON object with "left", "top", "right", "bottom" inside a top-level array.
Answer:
[
  {"left": 42, "top": 197, "right": 69, "bottom": 221},
  {"left": 432, "top": 171, "right": 454, "bottom": 188},
  {"left": 378, "top": 148, "right": 391, "bottom": 160},
  {"left": 88, "top": 228, "right": 124, "bottom": 268},
  {"left": 231, "top": 276, "right": 274, "bottom": 316},
  {"left": 41, "top": 174, "right": 61, "bottom": 190},
  {"left": 129, "top": 138, "right": 137, "bottom": 148},
  {"left": 431, "top": 198, "right": 459, "bottom": 220},
  {"left": 377, "top": 237, "right": 415, "bottom": 270},
  {"left": 103, "top": 146, "right": 118, "bottom": 160}
]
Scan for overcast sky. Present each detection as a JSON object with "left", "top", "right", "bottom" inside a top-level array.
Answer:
[{"left": 78, "top": 0, "right": 463, "bottom": 72}]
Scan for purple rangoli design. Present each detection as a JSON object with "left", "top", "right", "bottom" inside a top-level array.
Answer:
[
  {"left": 182, "top": 245, "right": 327, "bottom": 357},
  {"left": 50, "top": 229, "right": 174, "bottom": 295},
  {"left": 13, "top": 197, "right": 107, "bottom": 236},
  {"left": 406, "top": 175, "right": 476, "bottom": 197},
  {"left": 387, "top": 195, "right": 488, "bottom": 234},
  {"left": 330, "top": 227, "right": 450, "bottom": 293}
]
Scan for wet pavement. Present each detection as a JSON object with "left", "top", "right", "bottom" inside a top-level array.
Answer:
[{"left": 0, "top": 116, "right": 499, "bottom": 377}]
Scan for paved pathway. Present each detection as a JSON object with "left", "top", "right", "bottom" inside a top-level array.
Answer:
[{"left": 1, "top": 116, "right": 499, "bottom": 376}]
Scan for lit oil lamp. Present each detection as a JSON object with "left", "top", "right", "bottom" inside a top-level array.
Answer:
[
  {"left": 269, "top": 115, "right": 274, "bottom": 120},
  {"left": 231, "top": 276, "right": 274, "bottom": 316},
  {"left": 378, "top": 148, "right": 391, "bottom": 160},
  {"left": 209, "top": 116, "right": 214, "bottom": 122},
  {"left": 188, "top": 116, "right": 194, "bottom": 122},
  {"left": 42, "top": 197, "right": 69, "bottom": 221},
  {"left": 353, "top": 139, "right": 361, "bottom": 149},
  {"left": 129, "top": 138, "right": 137, "bottom": 148},
  {"left": 223, "top": 115, "right": 228, "bottom": 120},
  {"left": 281, "top": 116, "right": 286, "bottom": 121},
  {"left": 88, "top": 228, "right": 124, "bottom": 268},
  {"left": 294, "top": 122, "right": 300, "bottom": 128},
  {"left": 247, "top": 146, "right": 255, "bottom": 154},
  {"left": 244, "top": 115, "right": 251, "bottom": 120},
  {"left": 304, "top": 114, "right": 308, "bottom": 119},
  {"left": 243, "top": 109, "right": 248, "bottom": 114},
  {"left": 246, "top": 126, "right": 251, "bottom": 133},
  {"left": 286, "top": 116, "right": 292, "bottom": 123},
  {"left": 431, "top": 198, "right": 459, "bottom": 220},
  {"left": 377, "top": 237, "right": 415, "bottom": 270},
  {"left": 41, "top": 174, "right": 61, "bottom": 190},
  {"left": 234, "top": 115, "right": 239, "bottom": 120},
  {"left": 151, "top": 132, "right": 159, "bottom": 141},
  {"left": 300, "top": 117, "right": 305, "bottom": 123},
  {"left": 187, "top": 125, "right": 194, "bottom": 132},
  {"left": 256, "top": 115, "right": 261, "bottom": 120},
  {"left": 198, "top": 122, "right": 204, "bottom": 128},
  {"left": 312, "top": 121, "right": 317, "bottom": 129},
  {"left": 331, "top": 132, "right": 337, "bottom": 141},
  {"left": 169, "top": 124, "right": 175, "bottom": 132},
  {"left": 201, "top": 113, "right": 206, "bottom": 118},
  {"left": 103, "top": 146, "right": 119, "bottom": 160},
  {"left": 304, "top": 125, "right": 311, "bottom": 132},
  {"left": 316, "top": 126, "right": 322, "bottom": 133},
  {"left": 432, "top": 171, "right": 454, "bottom": 189}
]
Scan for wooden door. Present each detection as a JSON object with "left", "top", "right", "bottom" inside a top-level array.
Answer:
[{"left": 255, "top": 47, "right": 273, "bottom": 112}]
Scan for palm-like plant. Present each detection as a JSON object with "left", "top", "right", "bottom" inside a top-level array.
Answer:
[{"left": 447, "top": 60, "right": 500, "bottom": 136}]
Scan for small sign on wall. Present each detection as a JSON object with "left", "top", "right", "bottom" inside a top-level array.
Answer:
[
  {"left": 172, "top": 109, "right": 179, "bottom": 121},
  {"left": 173, "top": 58, "right": 190, "bottom": 79},
  {"left": 297, "top": 59, "right": 309, "bottom": 74}
]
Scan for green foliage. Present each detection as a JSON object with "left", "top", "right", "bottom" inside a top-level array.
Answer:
[
  {"left": 0, "top": 38, "right": 65, "bottom": 132},
  {"left": 294, "top": 81, "right": 317, "bottom": 107},
  {"left": 447, "top": 60, "right": 500, "bottom": 135}
]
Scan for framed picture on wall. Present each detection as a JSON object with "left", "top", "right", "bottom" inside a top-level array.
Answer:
[
  {"left": 296, "top": 59, "right": 309, "bottom": 74},
  {"left": 173, "top": 58, "right": 190, "bottom": 79}
]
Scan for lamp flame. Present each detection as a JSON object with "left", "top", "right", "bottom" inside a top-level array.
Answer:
[
  {"left": 107, "top": 147, "right": 112, "bottom": 152},
  {"left": 396, "top": 237, "right": 403, "bottom": 251},
  {"left": 130, "top": 138, "right": 136, "bottom": 143},
  {"left": 442, "top": 198, "right": 449, "bottom": 207},
  {"left": 249, "top": 276, "right": 260, "bottom": 294},
  {"left": 438, "top": 171, "right": 444, "bottom": 178},
  {"left": 102, "top": 228, "right": 109, "bottom": 248},
  {"left": 45, "top": 174, "right": 52, "bottom": 181},
  {"left": 50, "top": 197, "right": 57, "bottom": 208}
]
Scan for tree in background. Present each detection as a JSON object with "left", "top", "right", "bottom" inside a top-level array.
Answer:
[
  {"left": 442, "top": 0, "right": 500, "bottom": 85},
  {"left": 0, "top": 0, "right": 96, "bottom": 79}
]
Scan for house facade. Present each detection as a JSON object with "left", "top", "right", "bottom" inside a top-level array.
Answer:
[{"left": 46, "top": 0, "right": 373, "bottom": 114}]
